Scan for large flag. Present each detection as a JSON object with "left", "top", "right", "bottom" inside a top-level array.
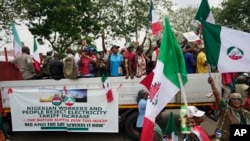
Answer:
[
  {"left": 164, "top": 112, "right": 178, "bottom": 141},
  {"left": 201, "top": 20, "right": 250, "bottom": 73},
  {"left": 140, "top": 17, "right": 187, "bottom": 141},
  {"left": 11, "top": 20, "right": 22, "bottom": 57},
  {"left": 195, "top": 0, "right": 215, "bottom": 24},
  {"left": 148, "top": 1, "right": 163, "bottom": 35},
  {"left": 33, "top": 37, "right": 40, "bottom": 63}
]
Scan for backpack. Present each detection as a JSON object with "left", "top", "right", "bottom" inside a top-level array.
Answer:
[{"left": 63, "top": 57, "right": 78, "bottom": 79}]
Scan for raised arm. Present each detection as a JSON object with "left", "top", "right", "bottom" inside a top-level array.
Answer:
[
  {"left": 139, "top": 34, "right": 147, "bottom": 47},
  {"left": 101, "top": 32, "right": 107, "bottom": 53},
  {"left": 208, "top": 77, "right": 222, "bottom": 105}
]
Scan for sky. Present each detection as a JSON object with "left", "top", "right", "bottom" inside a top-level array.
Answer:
[{"left": 0, "top": 0, "right": 223, "bottom": 55}]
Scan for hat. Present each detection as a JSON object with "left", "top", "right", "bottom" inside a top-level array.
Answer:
[
  {"left": 229, "top": 93, "right": 242, "bottom": 99},
  {"left": 88, "top": 47, "right": 96, "bottom": 51},
  {"left": 242, "top": 73, "right": 249, "bottom": 76},
  {"left": 120, "top": 47, "right": 127, "bottom": 52},
  {"left": 237, "top": 75, "right": 247, "bottom": 83},
  {"left": 111, "top": 45, "right": 120, "bottom": 50},
  {"left": 188, "top": 106, "right": 205, "bottom": 117}
]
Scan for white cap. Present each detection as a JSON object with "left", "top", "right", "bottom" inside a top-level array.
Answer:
[{"left": 188, "top": 106, "right": 205, "bottom": 117}]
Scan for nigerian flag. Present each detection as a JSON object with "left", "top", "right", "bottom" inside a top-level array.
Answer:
[
  {"left": 140, "top": 17, "right": 187, "bottom": 141},
  {"left": 202, "top": 20, "right": 250, "bottom": 73},
  {"left": 101, "top": 75, "right": 113, "bottom": 103},
  {"left": 195, "top": 0, "right": 215, "bottom": 24}
]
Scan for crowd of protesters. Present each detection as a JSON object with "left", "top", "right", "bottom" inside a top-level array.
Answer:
[{"left": 9, "top": 32, "right": 224, "bottom": 81}]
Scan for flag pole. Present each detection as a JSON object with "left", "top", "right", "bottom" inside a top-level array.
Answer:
[
  {"left": 177, "top": 73, "right": 193, "bottom": 133},
  {"left": 177, "top": 73, "right": 190, "bottom": 116},
  {"left": 208, "top": 64, "right": 212, "bottom": 77}
]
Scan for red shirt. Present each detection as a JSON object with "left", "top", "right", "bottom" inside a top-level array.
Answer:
[
  {"left": 125, "top": 51, "right": 136, "bottom": 70},
  {"left": 79, "top": 55, "right": 96, "bottom": 75}
]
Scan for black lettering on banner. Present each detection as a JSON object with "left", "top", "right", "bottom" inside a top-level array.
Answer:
[{"left": 230, "top": 124, "right": 250, "bottom": 141}]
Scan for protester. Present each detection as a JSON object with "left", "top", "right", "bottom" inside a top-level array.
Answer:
[
  {"left": 208, "top": 77, "right": 250, "bottom": 141},
  {"left": 124, "top": 44, "right": 136, "bottom": 79},
  {"left": 63, "top": 48, "right": 78, "bottom": 79},
  {"left": 36, "top": 51, "right": 53, "bottom": 79},
  {"left": 183, "top": 45, "right": 196, "bottom": 74},
  {"left": 144, "top": 38, "right": 154, "bottom": 74},
  {"left": 49, "top": 52, "right": 64, "bottom": 80},
  {"left": 78, "top": 47, "right": 96, "bottom": 77},
  {"left": 119, "top": 48, "right": 128, "bottom": 79},
  {"left": 135, "top": 46, "right": 146, "bottom": 78},
  {"left": 107, "top": 45, "right": 123, "bottom": 77},
  {"left": 95, "top": 51, "right": 107, "bottom": 77},
  {"left": 184, "top": 106, "right": 210, "bottom": 141},
  {"left": 196, "top": 45, "right": 208, "bottom": 73},
  {"left": 136, "top": 89, "right": 149, "bottom": 140},
  {"left": 10, "top": 46, "right": 36, "bottom": 80},
  {"left": 235, "top": 75, "right": 249, "bottom": 105},
  {"left": 151, "top": 39, "right": 161, "bottom": 69}
]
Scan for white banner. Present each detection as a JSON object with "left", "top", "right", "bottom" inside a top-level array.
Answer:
[{"left": 9, "top": 88, "right": 118, "bottom": 132}]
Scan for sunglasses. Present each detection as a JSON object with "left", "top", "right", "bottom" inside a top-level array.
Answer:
[{"left": 231, "top": 98, "right": 242, "bottom": 101}]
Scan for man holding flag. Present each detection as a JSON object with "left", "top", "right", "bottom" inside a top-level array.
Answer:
[{"left": 140, "top": 17, "right": 188, "bottom": 141}]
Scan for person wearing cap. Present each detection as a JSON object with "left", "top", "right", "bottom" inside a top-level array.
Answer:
[
  {"left": 10, "top": 46, "right": 36, "bottom": 80},
  {"left": 208, "top": 77, "right": 250, "bottom": 141},
  {"left": 107, "top": 45, "right": 123, "bottom": 76},
  {"left": 184, "top": 106, "right": 210, "bottom": 141},
  {"left": 235, "top": 75, "right": 249, "bottom": 105}
]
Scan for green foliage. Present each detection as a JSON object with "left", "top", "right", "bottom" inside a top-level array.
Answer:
[
  {"left": 22, "top": 0, "right": 101, "bottom": 53},
  {"left": 168, "top": 6, "right": 198, "bottom": 39},
  {"left": 215, "top": 0, "right": 250, "bottom": 32},
  {"left": 0, "top": 0, "right": 23, "bottom": 43},
  {"left": 94, "top": 0, "right": 149, "bottom": 40}
]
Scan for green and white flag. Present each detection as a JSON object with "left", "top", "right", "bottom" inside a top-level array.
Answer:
[
  {"left": 101, "top": 75, "right": 113, "bottom": 103},
  {"left": 201, "top": 21, "right": 250, "bottom": 73},
  {"left": 140, "top": 17, "right": 187, "bottom": 141},
  {"left": 164, "top": 111, "right": 178, "bottom": 141},
  {"left": 33, "top": 37, "right": 40, "bottom": 63},
  {"left": 195, "top": 0, "right": 215, "bottom": 24},
  {"left": 11, "top": 20, "right": 22, "bottom": 57}
]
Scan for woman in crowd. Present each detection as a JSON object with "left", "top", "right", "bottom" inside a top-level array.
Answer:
[{"left": 136, "top": 89, "right": 149, "bottom": 140}]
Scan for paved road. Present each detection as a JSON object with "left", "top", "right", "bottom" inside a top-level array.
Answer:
[{"left": 8, "top": 109, "right": 218, "bottom": 141}]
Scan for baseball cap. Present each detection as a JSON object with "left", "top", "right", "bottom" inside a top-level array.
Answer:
[
  {"left": 229, "top": 93, "right": 242, "bottom": 99},
  {"left": 88, "top": 47, "right": 96, "bottom": 51},
  {"left": 111, "top": 45, "right": 120, "bottom": 50},
  {"left": 188, "top": 106, "right": 205, "bottom": 117}
]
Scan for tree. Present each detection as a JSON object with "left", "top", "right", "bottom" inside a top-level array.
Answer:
[
  {"left": 95, "top": 0, "right": 173, "bottom": 42},
  {"left": 168, "top": 6, "right": 198, "bottom": 40},
  {"left": 22, "top": 0, "right": 101, "bottom": 53},
  {"left": 215, "top": 0, "right": 250, "bottom": 32},
  {"left": 0, "top": 0, "right": 23, "bottom": 44}
]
